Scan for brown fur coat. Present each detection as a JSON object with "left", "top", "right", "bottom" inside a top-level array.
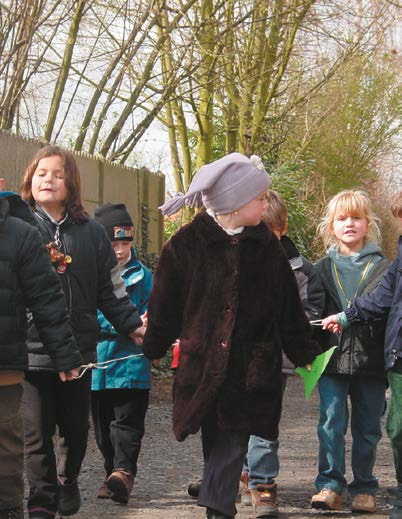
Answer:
[{"left": 143, "top": 212, "right": 320, "bottom": 441}]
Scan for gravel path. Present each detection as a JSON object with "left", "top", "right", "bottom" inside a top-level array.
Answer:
[{"left": 30, "top": 375, "right": 395, "bottom": 518}]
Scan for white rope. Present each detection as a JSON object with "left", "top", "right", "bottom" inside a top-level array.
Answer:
[
  {"left": 72, "top": 353, "right": 145, "bottom": 379},
  {"left": 309, "top": 319, "right": 324, "bottom": 327}
]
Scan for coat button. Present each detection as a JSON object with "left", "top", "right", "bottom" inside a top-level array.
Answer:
[
  {"left": 231, "top": 238, "right": 239, "bottom": 245},
  {"left": 221, "top": 340, "right": 228, "bottom": 349}
]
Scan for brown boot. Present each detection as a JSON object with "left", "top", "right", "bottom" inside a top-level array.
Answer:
[
  {"left": 240, "top": 471, "right": 251, "bottom": 506},
  {"left": 106, "top": 469, "right": 134, "bottom": 504},
  {"left": 250, "top": 483, "right": 279, "bottom": 518},
  {"left": 97, "top": 480, "right": 114, "bottom": 499}
]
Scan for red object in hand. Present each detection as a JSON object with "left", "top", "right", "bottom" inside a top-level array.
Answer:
[{"left": 170, "top": 341, "right": 180, "bottom": 369}]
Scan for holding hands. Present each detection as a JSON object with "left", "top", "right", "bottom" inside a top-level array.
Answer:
[
  {"left": 321, "top": 315, "right": 343, "bottom": 334},
  {"left": 129, "top": 311, "right": 148, "bottom": 345}
]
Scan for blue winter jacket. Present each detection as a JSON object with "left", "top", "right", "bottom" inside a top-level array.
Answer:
[
  {"left": 345, "top": 236, "right": 402, "bottom": 369},
  {"left": 92, "top": 249, "right": 153, "bottom": 390}
]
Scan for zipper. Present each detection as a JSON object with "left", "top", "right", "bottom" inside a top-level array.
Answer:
[{"left": 60, "top": 232, "right": 73, "bottom": 316}]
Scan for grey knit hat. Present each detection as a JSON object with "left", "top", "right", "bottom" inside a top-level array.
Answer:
[{"left": 159, "top": 153, "right": 271, "bottom": 216}]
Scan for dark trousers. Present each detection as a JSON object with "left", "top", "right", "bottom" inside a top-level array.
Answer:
[
  {"left": 0, "top": 384, "right": 23, "bottom": 510},
  {"left": 22, "top": 371, "right": 91, "bottom": 516},
  {"left": 91, "top": 388, "right": 149, "bottom": 477},
  {"left": 198, "top": 410, "right": 250, "bottom": 517}
]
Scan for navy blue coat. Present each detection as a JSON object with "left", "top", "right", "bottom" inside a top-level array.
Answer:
[{"left": 346, "top": 236, "right": 402, "bottom": 369}]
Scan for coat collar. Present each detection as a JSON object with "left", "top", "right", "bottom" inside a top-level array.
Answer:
[{"left": 192, "top": 210, "right": 271, "bottom": 244}]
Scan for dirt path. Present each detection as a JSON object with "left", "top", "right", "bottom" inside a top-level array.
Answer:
[{"left": 48, "top": 375, "right": 395, "bottom": 518}]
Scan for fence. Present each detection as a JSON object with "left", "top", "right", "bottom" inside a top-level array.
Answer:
[{"left": 0, "top": 130, "right": 165, "bottom": 256}]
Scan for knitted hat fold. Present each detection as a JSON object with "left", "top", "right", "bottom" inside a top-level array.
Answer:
[{"left": 160, "top": 153, "right": 271, "bottom": 216}]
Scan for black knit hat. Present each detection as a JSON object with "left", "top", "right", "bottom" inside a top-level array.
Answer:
[{"left": 94, "top": 203, "right": 134, "bottom": 242}]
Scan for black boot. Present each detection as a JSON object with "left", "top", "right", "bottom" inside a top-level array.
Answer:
[
  {"left": 390, "top": 484, "right": 402, "bottom": 519},
  {"left": 206, "top": 507, "right": 234, "bottom": 519},
  {"left": 58, "top": 479, "right": 81, "bottom": 516},
  {"left": 188, "top": 479, "right": 202, "bottom": 498}
]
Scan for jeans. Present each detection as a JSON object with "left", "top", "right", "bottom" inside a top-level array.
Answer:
[
  {"left": 387, "top": 367, "right": 402, "bottom": 483},
  {"left": 0, "top": 384, "right": 23, "bottom": 510},
  {"left": 244, "top": 374, "right": 287, "bottom": 489},
  {"left": 316, "top": 373, "right": 386, "bottom": 496}
]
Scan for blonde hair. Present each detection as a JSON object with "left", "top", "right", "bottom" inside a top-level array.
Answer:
[
  {"left": 262, "top": 190, "right": 288, "bottom": 233},
  {"left": 317, "top": 190, "right": 381, "bottom": 249},
  {"left": 391, "top": 190, "right": 402, "bottom": 218}
]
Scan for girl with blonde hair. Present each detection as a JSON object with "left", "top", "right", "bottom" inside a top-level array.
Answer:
[{"left": 307, "top": 189, "right": 389, "bottom": 513}]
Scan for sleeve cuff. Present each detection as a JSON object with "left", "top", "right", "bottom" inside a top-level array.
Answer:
[{"left": 337, "top": 312, "right": 350, "bottom": 328}]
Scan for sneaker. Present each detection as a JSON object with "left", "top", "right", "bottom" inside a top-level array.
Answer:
[
  {"left": 311, "top": 489, "right": 342, "bottom": 511},
  {"left": 58, "top": 479, "right": 81, "bottom": 516},
  {"left": 97, "top": 480, "right": 114, "bottom": 499},
  {"left": 187, "top": 479, "right": 202, "bottom": 498},
  {"left": 106, "top": 469, "right": 134, "bottom": 504},
  {"left": 0, "top": 507, "right": 24, "bottom": 519},
  {"left": 250, "top": 483, "right": 279, "bottom": 518},
  {"left": 351, "top": 494, "right": 376, "bottom": 513},
  {"left": 240, "top": 472, "right": 251, "bottom": 506}
]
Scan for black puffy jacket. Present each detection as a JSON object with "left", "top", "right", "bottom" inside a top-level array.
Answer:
[
  {"left": 27, "top": 205, "right": 142, "bottom": 370},
  {"left": 306, "top": 254, "right": 390, "bottom": 379},
  {"left": 0, "top": 194, "right": 82, "bottom": 372}
]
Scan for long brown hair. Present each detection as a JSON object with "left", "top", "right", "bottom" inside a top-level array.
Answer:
[{"left": 20, "top": 145, "right": 89, "bottom": 222}]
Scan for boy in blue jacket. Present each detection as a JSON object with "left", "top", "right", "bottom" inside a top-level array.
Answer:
[
  {"left": 323, "top": 190, "right": 402, "bottom": 519},
  {"left": 92, "top": 203, "right": 153, "bottom": 505}
]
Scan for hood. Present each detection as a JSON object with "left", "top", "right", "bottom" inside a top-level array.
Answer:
[{"left": 0, "top": 193, "right": 37, "bottom": 227}]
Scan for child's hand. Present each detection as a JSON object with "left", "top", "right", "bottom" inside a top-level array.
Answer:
[
  {"left": 304, "top": 364, "right": 312, "bottom": 371},
  {"left": 141, "top": 311, "right": 148, "bottom": 328},
  {"left": 129, "top": 324, "right": 146, "bottom": 345},
  {"left": 322, "top": 315, "right": 342, "bottom": 334},
  {"left": 59, "top": 368, "right": 80, "bottom": 382}
]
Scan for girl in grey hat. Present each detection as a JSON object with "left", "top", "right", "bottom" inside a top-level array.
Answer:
[{"left": 143, "top": 152, "right": 320, "bottom": 519}]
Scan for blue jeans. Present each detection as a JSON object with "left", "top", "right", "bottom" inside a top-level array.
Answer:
[
  {"left": 316, "top": 374, "right": 386, "bottom": 496},
  {"left": 244, "top": 374, "right": 287, "bottom": 489}
]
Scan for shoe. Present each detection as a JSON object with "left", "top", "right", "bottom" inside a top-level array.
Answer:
[
  {"left": 206, "top": 508, "right": 234, "bottom": 519},
  {"left": 351, "top": 494, "right": 376, "bottom": 513},
  {"left": 250, "top": 483, "right": 279, "bottom": 518},
  {"left": 106, "top": 469, "right": 134, "bottom": 504},
  {"left": 311, "top": 489, "right": 342, "bottom": 511},
  {"left": 240, "top": 471, "right": 251, "bottom": 506},
  {"left": 58, "top": 479, "right": 81, "bottom": 516},
  {"left": 97, "top": 480, "right": 114, "bottom": 499},
  {"left": 0, "top": 507, "right": 24, "bottom": 519},
  {"left": 188, "top": 479, "right": 202, "bottom": 498}
]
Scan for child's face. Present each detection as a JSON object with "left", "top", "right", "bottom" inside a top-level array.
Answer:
[
  {"left": 233, "top": 191, "right": 268, "bottom": 227},
  {"left": 332, "top": 212, "right": 368, "bottom": 254},
  {"left": 31, "top": 155, "right": 68, "bottom": 211},
  {"left": 112, "top": 240, "right": 132, "bottom": 265}
]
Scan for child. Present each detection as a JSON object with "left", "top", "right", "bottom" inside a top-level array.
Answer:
[
  {"left": 307, "top": 190, "right": 390, "bottom": 513},
  {"left": 322, "top": 190, "right": 402, "bottom": 519},
  {"left": 19, "top": 146, "right": 145, "bottom": 519},
  {"left": 0, "top": 183, "right": 82, "bottom": 519},
  {"left": 92, "top": 203, "right": 153, "bottom": 504},
  {"left": 142, "top": 153, "right": 321, "bottom": 519},
  {"left": 240, "top": 190, "right": 314, "bottom": 518}
]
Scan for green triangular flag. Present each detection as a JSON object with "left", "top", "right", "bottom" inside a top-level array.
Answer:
[{"left": 295, "top": 346, "right": 337, "bottom": 399}]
